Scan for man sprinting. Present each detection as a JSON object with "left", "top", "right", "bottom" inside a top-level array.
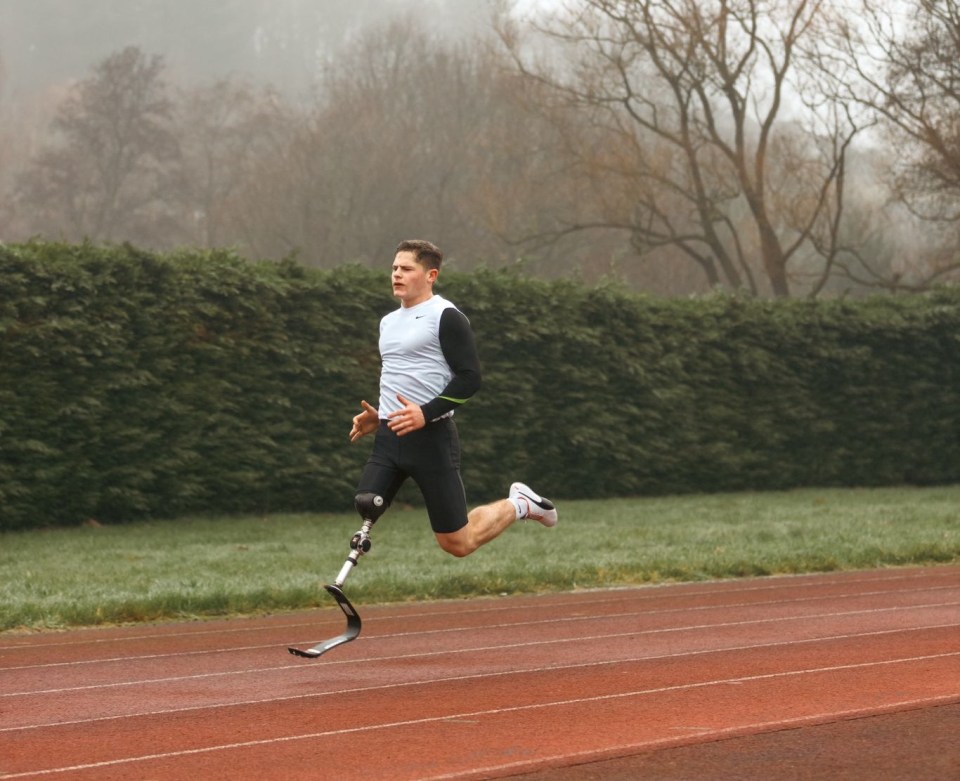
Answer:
[{"left": 348, "top": 239, "right": 557, "bottom": 557}]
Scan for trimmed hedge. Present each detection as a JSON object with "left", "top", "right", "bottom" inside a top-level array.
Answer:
[
  {"left": 454, "top": 275, "right": 960, "bottom": 501},
  {"left": 1, "top": 242, "right": 958, "bottom": 529}
]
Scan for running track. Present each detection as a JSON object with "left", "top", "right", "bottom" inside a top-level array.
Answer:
[{"left": 1, "top": 565, "right": 958, "bottom": 780}]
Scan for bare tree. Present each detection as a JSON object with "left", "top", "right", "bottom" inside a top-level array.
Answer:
[
  {"left": 825, "top": 0, "right": 960, "bottom": 289},
  {"left": 14, "top": 47, "right": 181, "bottom": 245},
  {"left": 499, "top": 0, "right": 868, "bottom": 297},
  {"left": 226, "top": 15, "right": 572, "bottom": 270},
  {"left": 170, "top": 79, "right": 291, "bottom": 249}
]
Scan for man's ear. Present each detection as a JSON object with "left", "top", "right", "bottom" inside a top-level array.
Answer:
[{"left": 428, "top": 268, "right": 439, "bottom": 283}]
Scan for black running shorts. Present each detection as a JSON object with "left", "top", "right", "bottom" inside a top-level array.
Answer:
[{"left": 356, "top": 418, "right": 469, "bottom": 534}]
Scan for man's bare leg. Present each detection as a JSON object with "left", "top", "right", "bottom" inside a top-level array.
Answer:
[
  {"left": 434, "top": 483, "right": 557, "bottom": 557},
  {"left": 434, "top": 499, "right": 516, "bottom": 558}
]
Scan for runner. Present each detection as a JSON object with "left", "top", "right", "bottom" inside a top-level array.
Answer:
[{"left": 349, "top": 239, "right": 557, "bottom": 557}]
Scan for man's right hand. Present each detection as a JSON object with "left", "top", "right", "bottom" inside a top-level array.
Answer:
[{"left": 349, "top": 400, "right": 380, "bottom": 442}]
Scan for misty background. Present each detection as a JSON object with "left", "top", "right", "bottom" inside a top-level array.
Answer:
[
  {"left": 1, "top": 0, "right": 958, "bottom": 297},
  {"left": 0, "top": 0, "right": 493, "bottom": 97}
]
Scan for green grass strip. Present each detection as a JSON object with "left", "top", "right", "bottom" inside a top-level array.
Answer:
[{"left": 2, "top": 485, "right": 958, "bottom": 632}]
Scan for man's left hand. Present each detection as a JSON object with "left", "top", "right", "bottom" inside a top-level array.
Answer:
[{"left": 387, "top": 394, "right": 426, "bottom": 436}]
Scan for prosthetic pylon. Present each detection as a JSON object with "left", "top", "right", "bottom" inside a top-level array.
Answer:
[{"left": 287, "top": 493, "right": 386, "bottom": 659}]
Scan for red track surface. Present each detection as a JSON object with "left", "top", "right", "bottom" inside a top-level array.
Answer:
[{"left": 1, "top": 565, "right": 958, "bottom": 780}]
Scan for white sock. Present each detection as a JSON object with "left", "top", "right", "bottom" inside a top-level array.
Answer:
[{"left": 509, "top": 496, "right": 528, "bottom": 520}]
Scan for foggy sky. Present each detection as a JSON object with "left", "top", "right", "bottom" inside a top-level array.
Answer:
[{"left": 0, "top": 0, "right": 499, "bottom": 102}]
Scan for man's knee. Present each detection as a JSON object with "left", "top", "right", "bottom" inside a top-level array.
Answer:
[{"left": 435, "top": 530, "right": 475, "bottom": 558}]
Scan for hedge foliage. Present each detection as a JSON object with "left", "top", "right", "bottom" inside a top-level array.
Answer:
[{"left": 1, "top": 242, "right": 958, "bottom": 529}]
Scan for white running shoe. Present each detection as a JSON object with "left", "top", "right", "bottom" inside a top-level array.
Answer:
[{"left": 510, "top": 482, "right": 558, "bottom": 527}]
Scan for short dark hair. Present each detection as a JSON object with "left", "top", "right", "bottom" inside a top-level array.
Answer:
[{"left": 395, "top": 239, "right": 443, "bottom": 271}]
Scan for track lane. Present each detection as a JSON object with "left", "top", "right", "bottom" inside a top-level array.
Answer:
[
  {"left": 3, "top": 592, "right": 956, "bottom": 705},
  {"left": 1, "top": 566, "right": 957, "bottom": 780},
  {"left": 3, "top": 653, "right": 956, "bottom": 780}
]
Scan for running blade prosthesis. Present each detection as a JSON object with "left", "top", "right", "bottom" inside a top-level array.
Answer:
[
  {"left": 287, "top": 584, "right": 360, "bottom": 658},
  {"left": 288, "top": 493, "right": 385, "bottom": 659}
]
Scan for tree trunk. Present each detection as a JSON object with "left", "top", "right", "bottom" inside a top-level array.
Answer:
[{"left": 758, "top": 222, "right": 790, "bottom": 297}]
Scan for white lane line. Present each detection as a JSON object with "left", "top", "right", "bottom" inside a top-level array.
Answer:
[
  {"left": 2, "top": 622, "right": 957, "bottom": 734},
  {"left": 4, "top": 602, "right": 958, "bottom": 698},
  {"left": 4, "top": 585, "right": 957, "bottom": 671},
  {"left": 4, "top": 599, "right": 959, "bottom": 697},
  {"left": 2, "top": 652, "right": 957, "bottom": 780},
  {"left": 0, "top": 624, "right": 960, "bottom": 733},
  {"left": 2, "top": 567, "right": 956, "bottom": 652}
]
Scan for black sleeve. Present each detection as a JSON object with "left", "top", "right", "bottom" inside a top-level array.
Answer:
[{"left": 420, "top": 308, "right": 482, "bottom": 421}]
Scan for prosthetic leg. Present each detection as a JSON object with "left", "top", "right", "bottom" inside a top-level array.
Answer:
[{"left": 288, "top": 493, "right": 387, "bottom": 659}]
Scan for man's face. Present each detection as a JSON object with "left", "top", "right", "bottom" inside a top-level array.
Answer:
[{"left": 391, "top": 251, "right": 437, "bottom": 307}]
